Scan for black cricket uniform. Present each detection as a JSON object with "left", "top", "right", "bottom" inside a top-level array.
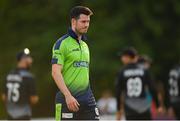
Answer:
[
  {"left": 165, "top": 65, "right": 180, "bottom": 119},
  {"left": 3, "top": 68, "right": 37, "bottom": 120},
  {"left": 115, "top": 63, "right": 159, "bottom": 120}
]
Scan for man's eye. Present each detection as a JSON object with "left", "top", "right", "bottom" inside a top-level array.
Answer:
[{"left": 81, "top": 21, "right": 86, "bottom": 23}]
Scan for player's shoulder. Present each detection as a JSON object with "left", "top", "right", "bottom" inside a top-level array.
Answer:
[
  {"left": 6, "top": 69, "right": 18, "bottom": 81},
  {"left": 122, "top": 63, "right": 146, "bottom": 73},
  {"left": 81, "top": 40, "right": 88, "bottom": 45},
  {"left": 121, "top": 64, "right": 137, "bottom": 71},
  {"left": 7, "top": 68, "right": 23, "bottom": 77},
  {"left": 8, "top": 69, "right": 17, "bottom": 74},
  {"left": 169, "top": 65, "right": 180, "bottom": 77},
  {"left": 133, "top": 63, "right": 146, "bottom": 71},
  {"left": 19, "top": 69, "right": 34, "bottom": 78},
  {"left": 81, "top": 40, "right": 89, "bottom": 49},
  {"left": 118, "top": 65, "right": 127, "bottom": 75},
  {"left": 135, "top": 64, "right": 148, "bottom": 74},
  {"left": 53, "top": 34, "right": 71, "bottom": 50},
  {"left": 174, "top": 65, "right": 180, "bottom": 71}
]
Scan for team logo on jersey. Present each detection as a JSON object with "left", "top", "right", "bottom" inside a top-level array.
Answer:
[
  {"left": 73, "top": 61, "right": 89, "bottom": 68},
  {"left": 53, "top": 50, "right": 62, "bottom": 59},
  {"left": 72, "top": 48, "right": 80, "bottom": 52}
]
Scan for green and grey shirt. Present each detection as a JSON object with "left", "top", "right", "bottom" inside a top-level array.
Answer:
[{"left": 52, "top": 29, "right": 95, "bottom": 105}]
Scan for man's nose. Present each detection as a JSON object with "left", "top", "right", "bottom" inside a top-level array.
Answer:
[{"left": 85, "top": 22, "right": 89, "bottom": 27}]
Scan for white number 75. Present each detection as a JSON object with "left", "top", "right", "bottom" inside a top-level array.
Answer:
[{"left": 6, "top": 83, "right": 20, "bottom": 102}]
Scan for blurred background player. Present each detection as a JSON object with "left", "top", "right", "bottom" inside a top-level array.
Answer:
[
  {"left": 164, "top": 63, "right": 180, "bottom": 119},
  {"left": 137, "top": 55, "right": 165, "bottom": 119},
  {"left": 1, "top": 48, "right": 39, "bottom": 120},
  {"left": 137, "top": 55, "right": 152, "bottom": 70},
  {"left": 115, "top": 47, "right": 161, "bottom": 120},
  {"left": 97, "top": 90, "right": 117, "bottom": 115},
  {"left": 137, "top": 55, "right": 154, "bottom": 116}
]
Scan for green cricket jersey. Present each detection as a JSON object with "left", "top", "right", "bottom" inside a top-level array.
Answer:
[{"left": 51, "top": 28, "right": 90, "bottom": 96}]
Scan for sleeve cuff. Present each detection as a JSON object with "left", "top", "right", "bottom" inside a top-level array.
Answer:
[{"left": 51, "top": 58, "right": 58, "bottom": 64}]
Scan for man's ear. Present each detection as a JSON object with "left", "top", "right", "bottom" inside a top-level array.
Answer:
[{"left": 71, "top": 18, "right": 76, "bottom": 26}]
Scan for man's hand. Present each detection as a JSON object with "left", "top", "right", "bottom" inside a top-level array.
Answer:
[
  {"left": 157, "top": 106, "right": 166, "bottom": 115},
  {"left": 116, "top": 109, "right": 124, "bottom": 120},
  {"left": 30, "top": 95, "right": 39, "bottom": 105},
  {"left": 167, "top": 107, "right": 175, "bottom": 118},
  {"left": 65, "top": 94, "right": 80, "bottom": 112},
  {"left": 1, "top": 94, "right": 6, "bottom": 102},
  {"left": 52, "top": 64, "right": 80, "bottom": 112}
]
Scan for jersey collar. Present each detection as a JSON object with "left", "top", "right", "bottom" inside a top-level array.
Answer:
[
  {"left": 68, "top": 28, "right": 87, "bottom": 43},
  {"left": 127, "top": 62, "right": 137, "bottom": 67},
  {"left": 16, "top": 67, "right": 29, "bottom": 71}
]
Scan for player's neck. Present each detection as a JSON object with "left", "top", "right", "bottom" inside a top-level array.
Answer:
[
  {"left": 71, "top": 27, "right": 82, "bottom": 41},
  {"left": 127, "top": 61, "right": 136, "bottom": 65},
  {"left": 17, "top": 62, "right": 27, "bottom": 70}
]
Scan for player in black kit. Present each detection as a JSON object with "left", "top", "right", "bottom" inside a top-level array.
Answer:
[
  {"left": 165, "top": 64, "right": 180, "bottom": 119},
  {"left": 2, "top": 48, "right": 39, "bottom": 120},
  {"left": 115, "top": 47, "right": 161, "bottom": 120}
]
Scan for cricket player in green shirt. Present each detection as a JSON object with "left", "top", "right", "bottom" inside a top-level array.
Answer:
[{"left": 51, "top": 6, "right": 100, "bottom": 120}]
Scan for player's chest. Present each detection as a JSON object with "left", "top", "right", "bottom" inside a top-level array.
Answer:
[{"left": 65, "top": 43, "right": 89, "bottom": 62}]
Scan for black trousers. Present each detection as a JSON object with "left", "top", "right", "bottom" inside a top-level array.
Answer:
[
  {"left": 173, "top": 105, "right": 180, "bottom": 120},
  {"left": 126, "top": 111, "right": 151, "bottom": 120},
  {"left": 125, "top": 106, "right": 151, "bottom": 120},
  {"left": 56, "top": 103, "right": 100, "bottom": 120}
]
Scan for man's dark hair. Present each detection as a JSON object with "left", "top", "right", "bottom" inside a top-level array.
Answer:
[
  {"left": 120, "top": 47, "right": 138, "bottom": 59},
  {"left": 70, "top": 6, "right": 93, "bottom": 20},
  {"left": 138, "top": 55, "right": 152, "bottom": 64},
  {"left": 16, "top": 48, "right": 31, "bottom": 62}
]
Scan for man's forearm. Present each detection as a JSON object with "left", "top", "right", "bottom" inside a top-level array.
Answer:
[
  {"left": 30, "top": 95, "right": 39, "bottom": 105},
  {"left": 2, "top": 94, "right": 6, "bottom": 102},
  {"left": 52, "top": 70, "right": 71, "bottom": 97}
]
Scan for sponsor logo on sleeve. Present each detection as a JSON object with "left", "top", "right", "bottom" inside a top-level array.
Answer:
[{"left": 62, "top": 113, "right": 73, "bottom": 119}]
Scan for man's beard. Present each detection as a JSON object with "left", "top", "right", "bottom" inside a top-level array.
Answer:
[
  {"left": 75, "top": 28, "right": 88, "bottom": 35},
  {"left": 26, "top": 63, "right": 32, "bottom": 70}
]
